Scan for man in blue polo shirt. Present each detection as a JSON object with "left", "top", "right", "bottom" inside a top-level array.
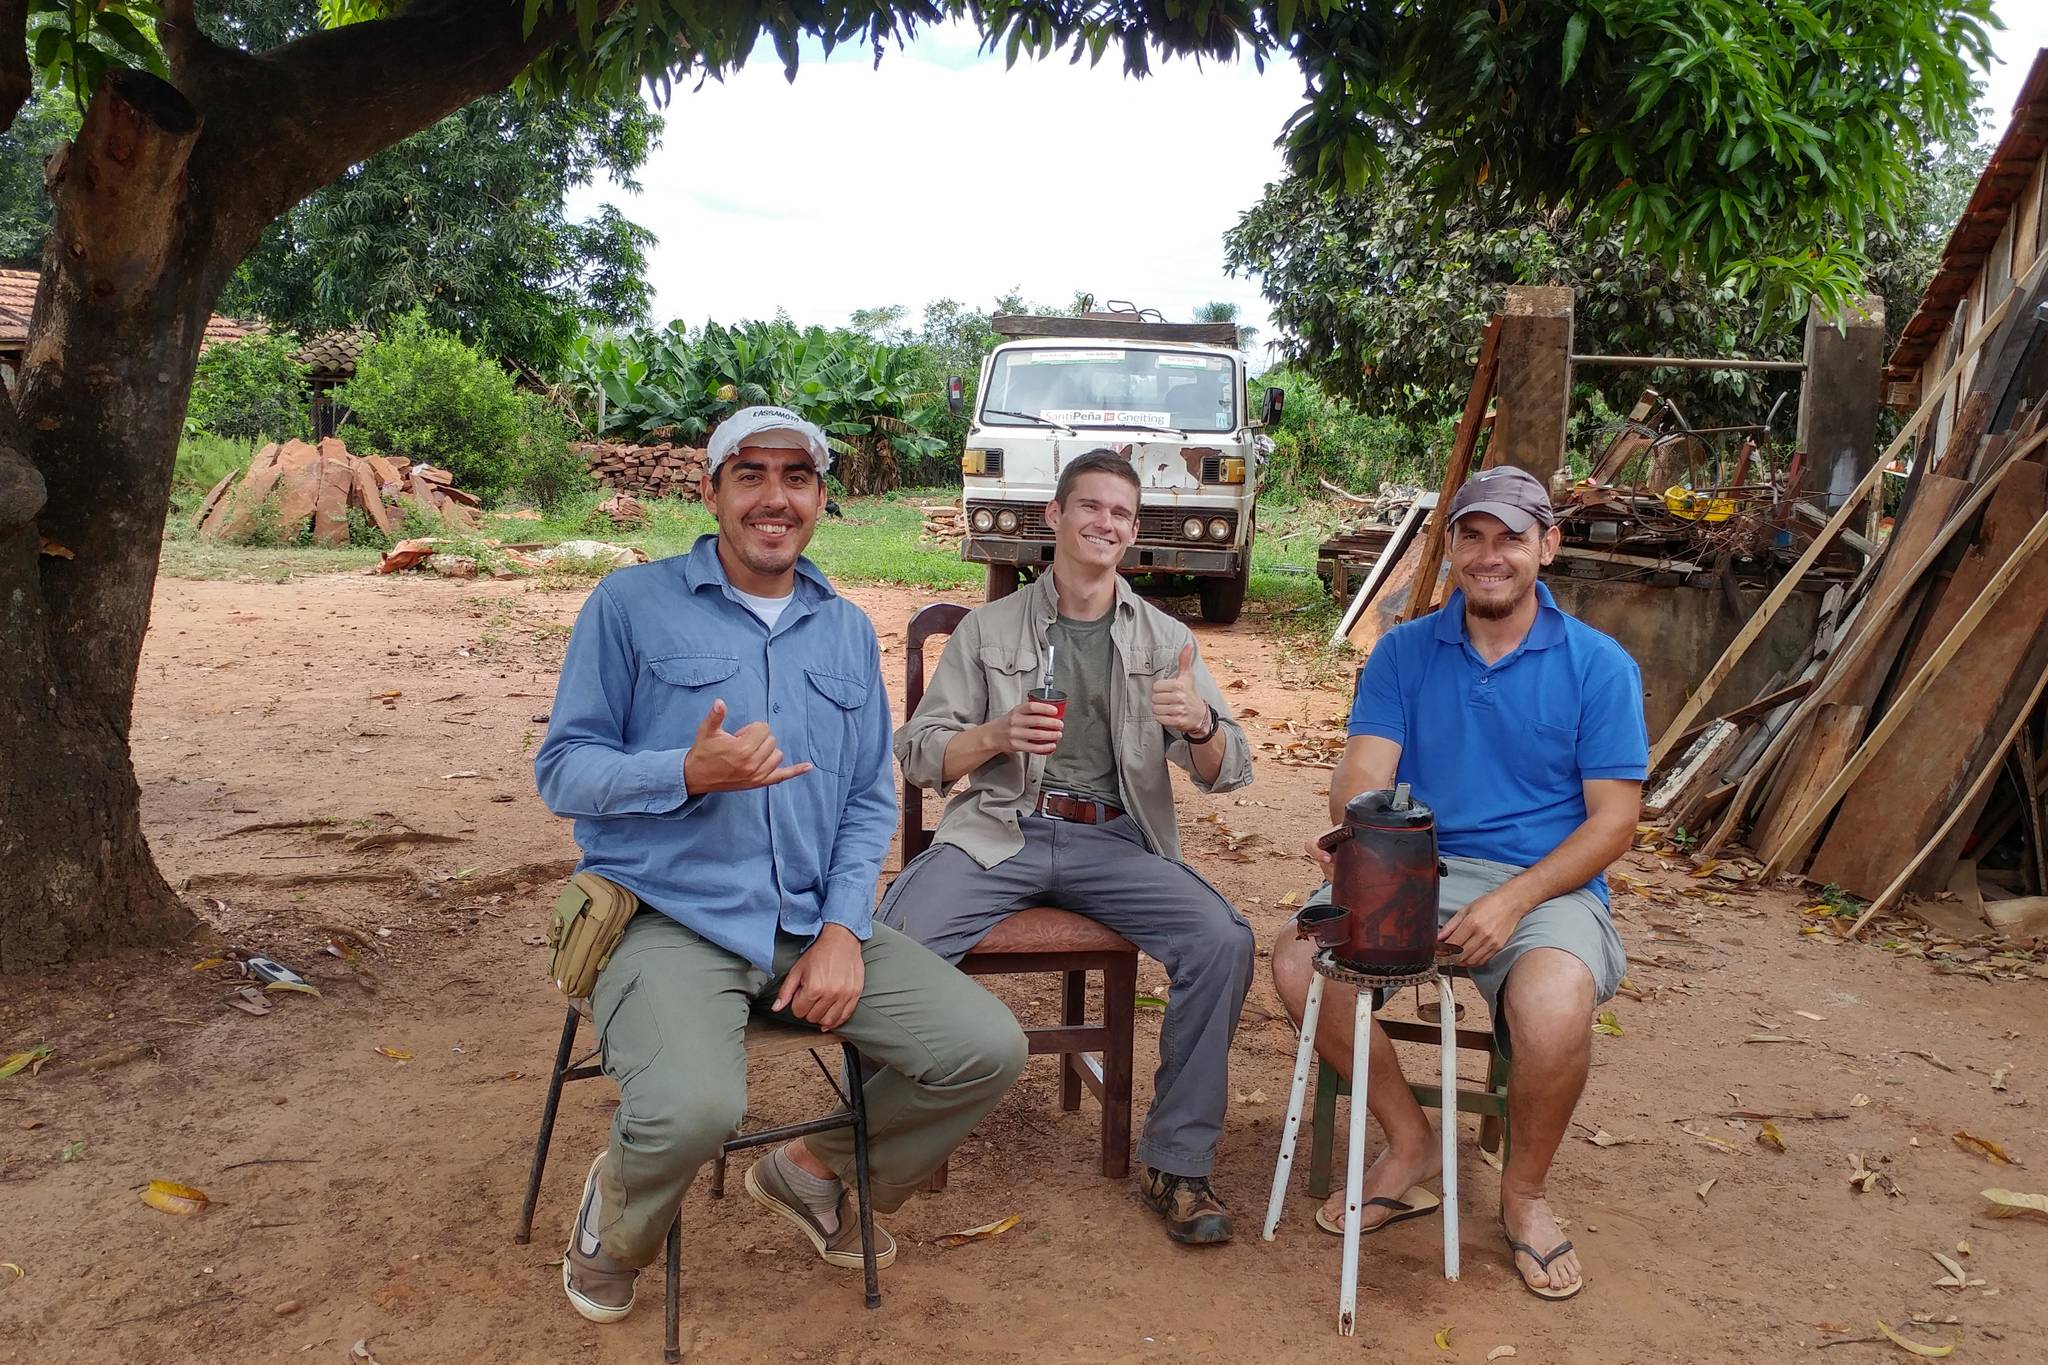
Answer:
[
  {"left": 535, "top": 406, "right": 1026, "bottom": 1327},
  {"left": 1271, "top": 466, "right": 1646, "bottom": 1302}
]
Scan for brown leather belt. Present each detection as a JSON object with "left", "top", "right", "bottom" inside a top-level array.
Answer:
[{"left": 1033, "top": 791, "right": 1125, "bottom": 825}]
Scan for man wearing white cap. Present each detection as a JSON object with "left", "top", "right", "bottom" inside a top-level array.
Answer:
[{"left": 535, "top": 405, "right": 1026, "bottom": 1325}]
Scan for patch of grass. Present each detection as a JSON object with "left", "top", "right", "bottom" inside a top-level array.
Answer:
[{"left": 1812, "top": 883, "right": 1866, "bottom": 919}]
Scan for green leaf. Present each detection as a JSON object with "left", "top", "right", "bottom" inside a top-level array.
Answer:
[
  {"left": 1559, "top": 12, "right": 1588, "bottom": 83},
  {"left": 0, "top": 1044, "right": 54, "bottom": 1079}
]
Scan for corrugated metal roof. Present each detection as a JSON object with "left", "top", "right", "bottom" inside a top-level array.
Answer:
[
  {"left": 1884, "top": 50, "right": 2048, "bottom": 384},
  {"left": 0, "top": 267, "right": 260, "bottom": 352}
]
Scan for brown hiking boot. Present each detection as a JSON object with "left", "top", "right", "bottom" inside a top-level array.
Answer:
[
  {"left": 562, "top": 1152, "right": 637, "bottom": 1323},
  {"left": 744, "top": 1147, "right": 897, "bottom": 1270},
  {"left": 1139, "top": 1167, "right": 1234, "bottom": 1245}
]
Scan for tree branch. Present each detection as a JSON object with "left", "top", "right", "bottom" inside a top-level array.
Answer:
[
  {"left": 1, "top": 0, "right": 29, "bottom": 133},
  {"left": 185, "top": 0, "right": 586, "bottom": 251}
]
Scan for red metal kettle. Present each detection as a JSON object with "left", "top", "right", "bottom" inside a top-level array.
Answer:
[{"left": 1298, "top": 783, "right": 1443, "bottom": 974}]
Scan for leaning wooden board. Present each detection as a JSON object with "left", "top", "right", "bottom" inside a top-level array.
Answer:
[{"left": 1806, "top": 461, "right": 2048, "bottom": 896}]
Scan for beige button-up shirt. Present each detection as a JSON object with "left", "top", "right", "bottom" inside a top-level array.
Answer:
[{"left": 895, "top": 572, "right": 1253, "bottom": 868}]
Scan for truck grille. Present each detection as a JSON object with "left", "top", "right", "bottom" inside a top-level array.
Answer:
[{"left": 966, "top": 502, "right": 1235, "bottom": 546}]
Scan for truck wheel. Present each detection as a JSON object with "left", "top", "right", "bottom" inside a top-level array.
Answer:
[
  {"left": 1199, "top": 556, "right": 1250, "bottom": 624},
  {"left": 986, "top": 563, "right": 1021, "bottom": 602}
]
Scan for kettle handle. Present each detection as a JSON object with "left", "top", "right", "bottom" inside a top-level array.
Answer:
[{"left": 1315, "top": 826, "right": 1351, "bottom": 853}]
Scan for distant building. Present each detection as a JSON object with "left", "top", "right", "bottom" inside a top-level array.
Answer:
[{"left": 0, "top": 267, "right": 259, "bottom": 394}]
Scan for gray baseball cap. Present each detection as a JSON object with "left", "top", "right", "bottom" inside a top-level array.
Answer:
[
  {"left": 1447, "top": 466, "right": 1556, "bottom": 534},
  {"left": 706, "top": 405, "right": 833, "bottom": 476}
]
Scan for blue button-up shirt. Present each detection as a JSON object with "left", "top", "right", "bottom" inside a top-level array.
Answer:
[
  {"left": 1346, "top": 581, "right": 1648, "bottom": 903},
  {"left": 534, "top": 535, "right": 897, "bottom": 972}
]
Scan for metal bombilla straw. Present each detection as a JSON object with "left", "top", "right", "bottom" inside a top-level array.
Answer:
[{"left": 1031, "top": 644, "right": 1057, "bottom": 788}]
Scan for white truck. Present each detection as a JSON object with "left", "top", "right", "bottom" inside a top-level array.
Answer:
[{"left": 948, "top": 311, "right": 1279, "bottom": 624}]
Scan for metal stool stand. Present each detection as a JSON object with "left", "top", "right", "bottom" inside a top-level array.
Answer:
[
  {"left": 1262, "top": 952, "right": 1459, "bottom": 1336},
  {"left": 515, "top": 1006, "right": 880, "bottom": 1364}
]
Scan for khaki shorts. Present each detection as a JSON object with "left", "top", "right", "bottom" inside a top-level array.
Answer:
[{"left": 1299, "top": 854, "right": 1625, "bottom": 1056}]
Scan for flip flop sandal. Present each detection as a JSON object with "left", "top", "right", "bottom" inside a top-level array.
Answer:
[
  {"left": 1314, "top": 1184, "right": 1443, "bottom": 1237},
  {"left": 1505, "top": 1235, "right": 1584, "bottom": 1301}
]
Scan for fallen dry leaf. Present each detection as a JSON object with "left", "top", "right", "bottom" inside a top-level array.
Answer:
[
  {"left": 0, "top": 1045, "right": 53, "bottom": 1080},
  {"left": 1745, "top": 1033, "right": 1796, "bottom": 1044},
  {"left": 1584, "top": 1130, "right": 1640, "bottom": 1148},
  {"left": 190, "top": 957, "right": 230, "bottom": 972},
  {"left": 375, "top": 1047, "right": 413, "bottom": 1062},
  {"left": 1433, "top": 1327, "right": 1454, "bottom": 1351},
  {"left": 1991, "top": 1067, "right": 2010, "bottom": 1092},
  {"left": 351, "top": 1342, "right": 384, "bottom": 1365},
  {"left": 140, "top": 1180, "right": 210, "bottom": 1216},
  {"left": 1757, "top": 1122, "right": 1786, "bottom": 1153},
  {"left": 1852, "top": 1093, "right": 1872, "bottom": 1108},
  {"left": 1697, "top": 1178, "right": 1717, "bottom": 1202},
  {"left": 1487, "top": 1350, "right": 1518, "bottom": 1362},
  {"left": 1279, "top": 890, "right": 1300, "bottom": 908},
  {"left": 1794, "top": 1010, "right": 1826, "bottom": 1021},
  {"left": 931, "top": 1213, "right": 1021, "bottom": 1249},
  {"left": 0, "top": 1263, "right": 22, "bottom": 1279},
  {"left": 1980, "top": 1188, "right": 2048, "bottom": 1221},
  {"left": 1931, "top": 1250, "right": 1967, "bottom": 1282},
  {"left": 1875, "top": 1319, "right": 1954, "bottom": 1358},
  {"left": 1680, "top": 1123, "right": 1740, "bottom": 1154},
  {"left": 262, "top": 981, "right": 322, "bottom": 998},
  {"left": 1953, "top": 1131, "right": 2016, "bottom": 1165},
  {"left": 1591, "top": 1008, "right": 1624, "bottom": 1037},
  {"left": 1689, "top": 859, "right": 1721, "bottom": 878}
]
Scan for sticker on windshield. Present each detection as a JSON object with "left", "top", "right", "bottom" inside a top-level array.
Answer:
[
  {"left": 1014, "top": 350, "right": 1125, "bottom": 365},
  {"left": 1043, "top": 409, "right": 1175, "bottom": 428},
  {"left": 1156, "top": 355, "right": 1225, "bottom": 369}
]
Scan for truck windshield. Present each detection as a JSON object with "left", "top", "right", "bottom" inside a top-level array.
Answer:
[{"left": 980, "top": 348, "right": 1237, "bottom": 433}]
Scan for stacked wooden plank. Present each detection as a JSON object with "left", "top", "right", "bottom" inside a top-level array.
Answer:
[
  {"left": 1644, "top": 260, "right": 2048, "bottom": 939},
  {"left": 196, "top": 438, "right": 481, "bottom": 545},
  {"left": 572, "top": 441, "right": 709, "bottom": 499}
]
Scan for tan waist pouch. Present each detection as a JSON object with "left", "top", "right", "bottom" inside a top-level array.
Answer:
[{"left": 546, "top": 872, "right": 640, "bottom": 998}]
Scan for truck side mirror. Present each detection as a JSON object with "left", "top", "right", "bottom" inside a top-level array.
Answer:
[
  {"left": 947, "top": 377, "right": 964, "bottom": 418},
  {"left": 1260, "top": 386, "right": 1284, "bottom": 426}
]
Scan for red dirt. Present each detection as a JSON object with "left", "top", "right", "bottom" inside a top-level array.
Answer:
[{"left": 2, "top": 571, "right": 2045, "bottom": 1364}]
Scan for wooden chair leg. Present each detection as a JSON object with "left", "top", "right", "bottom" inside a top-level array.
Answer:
[
  {"left": 514, "top": 1005, "right": 581, "bottom": 1245},
  {"left": 1308, "top": 1059, "right": 1340, "bottom": 1200},
  {"left": 710, "top": 1152, "right": 727, "bottom": 1198},
  {"left": 1100, "top": 952, "right": 1137, "bottom": 1179},
  {"left": 1059, "top": 968, "right": 1085, "bottom": 1112},
  {"left": 925, "top": 1162, "right": 948, "bottom": 1194},
  {"left": 662, "top": 1216, "right": 681, "bottom": 1363},
  {"left": 1482, "top": 1044, "right": 1511, "bottom": 1160}
]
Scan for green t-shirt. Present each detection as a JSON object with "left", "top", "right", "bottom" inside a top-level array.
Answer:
[{"left": 1042, "top": 608, "right": 1122, "bottom": 808}]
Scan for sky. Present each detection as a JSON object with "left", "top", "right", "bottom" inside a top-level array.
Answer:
[{"left": 577, "top": 3, "right": 2048, "bottom": 350}]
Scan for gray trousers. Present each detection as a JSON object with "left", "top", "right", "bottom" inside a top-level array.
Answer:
[
  {"left": 589, "top": 912, "right": 1028, "bottom": 1268},
  {"left": 878, "top": 815, "right": 1254, "bottom": 1178}
]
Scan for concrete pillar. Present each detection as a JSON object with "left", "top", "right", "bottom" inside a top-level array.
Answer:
[
  {"left": 1797, "top": 296, "right": 1885, "bottom": 509},
  {"left": 1488, "top": 285, "right": 1575, "bottom": 480}
]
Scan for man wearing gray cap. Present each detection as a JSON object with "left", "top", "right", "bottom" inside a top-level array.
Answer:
[
  {"left": 536, "top": 404, "right": 1026, "bottom": 1326},
  {"left": 1271, "top": 466, "right": 1646, "bottom": 1301}
]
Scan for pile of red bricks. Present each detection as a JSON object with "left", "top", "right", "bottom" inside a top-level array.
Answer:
[{"left": 573, "top": 441, "right": 710, "bottom": 500}]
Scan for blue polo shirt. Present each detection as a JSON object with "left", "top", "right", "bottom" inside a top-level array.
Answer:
[{"left": 1347, "top": 582, "right": 1647, "bottom": 903}]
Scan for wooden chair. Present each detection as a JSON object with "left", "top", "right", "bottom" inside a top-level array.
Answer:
[
  {"left": 1307, "top": 970, "right": 1510, "bottom": 1199},
  {"left": 515, "top": 999, "right": 882, "bottom": 1362},
  {"left": 903, "top": 602, "right": 1139, "bottom": 1186}
]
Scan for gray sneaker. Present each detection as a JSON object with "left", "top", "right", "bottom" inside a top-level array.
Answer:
[
  {"left": 744, "top": 1147, "right": 897, "bottom": 1270},
  {"left": 561, "top": 1151, "right": 638, "bottom": 1323}
]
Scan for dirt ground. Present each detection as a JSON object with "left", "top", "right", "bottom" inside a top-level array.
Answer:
[{"left": 3, "top": 568, "right": 2046, "bottom": 1365}]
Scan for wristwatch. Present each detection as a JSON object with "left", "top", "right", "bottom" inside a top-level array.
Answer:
[{"left": 1182, "top": 705, "right": 1219, "bottom": 745}]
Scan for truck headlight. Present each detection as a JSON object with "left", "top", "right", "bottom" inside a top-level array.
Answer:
[
  {"left": 971, "top": 508, "right": 995, "bottom": 533},
  {"left": 1182, "top": 516, "right": 1205, "bottom": 540},
  {"left": 1219, "top": 457, "right": 1246, "bottom": 484},
  {"left": 996, "top": 509, "right": 1019, "bottom": 533},
  {"left": 1208, "top": 517, "right": 1232, "bottom": 541}
]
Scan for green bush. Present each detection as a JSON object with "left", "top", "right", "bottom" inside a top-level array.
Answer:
[
  {"left": 335, "top": 310, "right": 526, "bottom": 503},
  {"left": 1258, "top": 368, "right": 1445, "bottom": 499},
  {"left": 174, "top": 433, "right": 260, "bottom": 495},
  {"left": 186, "top": 334, "right": 311, "bottom": 442},
  {"left": 507, "top": 397, "right": 594, "bottom": 512}
]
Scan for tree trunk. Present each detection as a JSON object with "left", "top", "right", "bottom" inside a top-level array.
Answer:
[{"left": 0, "top": 71, "right": 212, "bottom": 973}]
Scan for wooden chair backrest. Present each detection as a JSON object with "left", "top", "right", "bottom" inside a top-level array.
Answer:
[{"left": 900, "top": 602, "right": 971, "bottom": 864}]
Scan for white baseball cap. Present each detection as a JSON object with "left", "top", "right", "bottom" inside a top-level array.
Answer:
[{"left": 706, "top": 405, "right": 833, "bottom": 476}]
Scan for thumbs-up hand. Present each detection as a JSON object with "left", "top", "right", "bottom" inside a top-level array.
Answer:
[
  {"left": 682, "top": 698, "right": 813, "bottom": 794},
  {"left": 1150, "top": 641, "right": 1210, "bottom": 735}
]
